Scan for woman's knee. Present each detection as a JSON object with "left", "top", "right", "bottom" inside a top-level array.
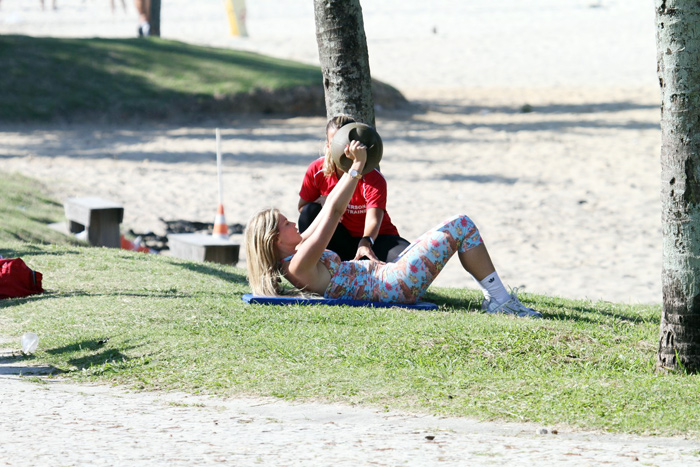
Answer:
[
  {"left": 452, "top": 214, "right": 482, "bottom": 250},
  {"left": 454, "top": 214, "right": 476, "bottom": 228}
]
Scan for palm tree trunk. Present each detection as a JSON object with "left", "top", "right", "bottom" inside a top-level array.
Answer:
[
  {"left": 656, "top": 0, "right": 700, "bottom": 372},
  {"left": 313, "top": 0, "right": 375, "bottom": 126}
]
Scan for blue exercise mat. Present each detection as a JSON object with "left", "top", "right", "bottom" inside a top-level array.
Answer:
[{"left": 241, "top": 294, "right": 438, "bottom": 310}]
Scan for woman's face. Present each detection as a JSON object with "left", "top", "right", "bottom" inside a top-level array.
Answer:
[{"left": 275, "top": 213, "right": 301, "bottom": 250}]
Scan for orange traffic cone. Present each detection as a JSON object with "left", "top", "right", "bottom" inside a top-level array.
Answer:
[{"left": 213, "top": 203, "right": 229, "bottom": 239}]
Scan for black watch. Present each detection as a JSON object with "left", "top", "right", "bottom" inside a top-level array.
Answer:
[{"left": 362, "top": 236, "right": 374, "bottom": 247}]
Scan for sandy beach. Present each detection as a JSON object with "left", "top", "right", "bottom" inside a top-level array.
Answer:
[
  {"left": 1, "top": 1, "right": 695, "bottom": 465},
  {"left": 1, "top": 0, "right": 661, "bottom": 304},
  {"left": 1, "top": 87, "right": 662, "bottom": 305}
]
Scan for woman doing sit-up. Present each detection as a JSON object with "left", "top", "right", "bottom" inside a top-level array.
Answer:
[{"left": 245, "top": 140, "right": 540, "bottom": 318}]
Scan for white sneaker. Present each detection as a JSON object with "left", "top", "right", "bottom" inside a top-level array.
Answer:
[{"left": 482, "top": 292, "right": 542, "bottom": 318}]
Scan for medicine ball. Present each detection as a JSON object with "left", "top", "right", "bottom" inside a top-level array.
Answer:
[{"left": 330, "top": 122, "right": 383, "bottom": 174}]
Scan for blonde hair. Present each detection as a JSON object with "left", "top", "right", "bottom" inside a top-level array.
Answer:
[
  {"left": 244, "top": 208, "right": 284, "bottom": 296},
  {"left": 322, "top": 115, "right": 356, "bottom": 177}
]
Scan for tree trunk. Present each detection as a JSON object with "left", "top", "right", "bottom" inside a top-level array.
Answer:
[
  {"left": 656, "top": 0, "right": 700, "bottom": 373},
  {"left": 313, "top": 0, "right": 375, "bottom": 126},
  {"left": 150, "top": 0, "right": 161, "bottom": 37}
]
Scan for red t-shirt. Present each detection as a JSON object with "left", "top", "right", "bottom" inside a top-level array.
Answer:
[{"left": 299, "top": 158, "right": 400, "bottom": 237}]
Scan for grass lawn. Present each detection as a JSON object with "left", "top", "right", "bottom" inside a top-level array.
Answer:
[
  {"left": 0, "top": 35, "right": 392, "bottom": 121},
  {"left": 1, "top": 172, "right": 699, "bottom": 438},
  {"left": 0, "top": 173, "right": 81, "bottom": 245}
]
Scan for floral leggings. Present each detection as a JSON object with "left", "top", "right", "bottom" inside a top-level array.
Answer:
[{"left": 324, "top": 214, "right": 483, "bottom": 303}]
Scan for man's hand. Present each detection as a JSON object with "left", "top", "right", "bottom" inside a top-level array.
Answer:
[{"left": 354, "top": 238, "right": 385, "bottom": 264}]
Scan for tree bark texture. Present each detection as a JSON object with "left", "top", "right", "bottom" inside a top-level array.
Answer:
[
  {"left": 313, "top": 0, "right": 375, "bottom": 126},
  {"left": 656, "top": 0, "right": 700, "bottom": 372}
]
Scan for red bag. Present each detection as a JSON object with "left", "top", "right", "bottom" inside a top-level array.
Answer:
[{"left": 0, "top": 258, "right": 44, "bottom": 299}]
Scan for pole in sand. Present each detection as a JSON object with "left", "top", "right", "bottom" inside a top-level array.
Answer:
[{"left": 212, "top": 128, "right": 229, "bottom": 239}]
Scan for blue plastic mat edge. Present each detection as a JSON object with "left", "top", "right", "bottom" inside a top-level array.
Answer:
[{"left": 242, "top": 294, "right": 438, "bottom": 310}]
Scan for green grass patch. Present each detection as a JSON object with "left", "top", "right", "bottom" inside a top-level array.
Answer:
[
  {"left": 0, "top": 173, "right": 80, "bottom": 245},
  {"left": 0, "top": 35, "right": 323, "bottom": 121},
  {"left": 1, "top": 175, "right": 698, "bottom": 438}
]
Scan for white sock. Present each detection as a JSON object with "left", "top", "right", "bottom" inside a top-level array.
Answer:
[{"left": 478, "top": 272, "right": 510, "bottom": 305}]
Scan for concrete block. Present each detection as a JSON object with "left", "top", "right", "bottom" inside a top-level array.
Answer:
[
  {"left": 167, "top": 233, "right": 240, "bottom": 265},
  {"left": 64, "top": 197, "right": 124, "bottom": 248}
]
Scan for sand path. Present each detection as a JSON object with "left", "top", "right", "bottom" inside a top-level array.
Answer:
[{"left": 1, "top": 364, "right": 698, "bottom": 466}]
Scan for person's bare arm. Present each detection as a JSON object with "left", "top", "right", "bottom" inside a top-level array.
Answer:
[
  {"left": 289, "top": 141, "right": 367, "bottom": 279},
  {"left": 354, "top": 208, "right": 384, "bottom": 263}
]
